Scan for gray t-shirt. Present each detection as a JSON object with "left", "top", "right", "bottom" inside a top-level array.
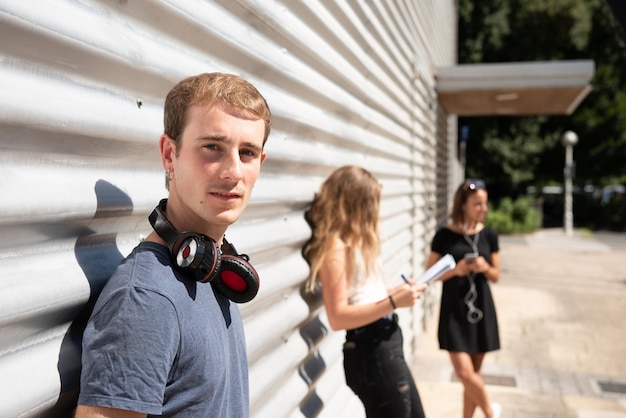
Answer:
[{"left": 78, "top": 242, "right": 249, "bottom": 417}]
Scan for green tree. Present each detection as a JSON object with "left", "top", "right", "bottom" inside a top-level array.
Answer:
[{"left": 458, "top": 0, "right": 626, "bottom": 200}]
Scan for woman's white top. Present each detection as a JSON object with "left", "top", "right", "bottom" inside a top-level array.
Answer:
[{"left": 346, "top": 251, "right": 388, "bottom": 306}]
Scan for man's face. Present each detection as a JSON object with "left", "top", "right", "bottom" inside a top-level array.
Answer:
[{"left": 161, "top": 104, "right": 267, "bottom": 239}]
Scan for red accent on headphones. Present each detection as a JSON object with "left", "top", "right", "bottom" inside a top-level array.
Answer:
[
  {"left": 221, "top": 270, "right": 247, "bottom": 292},
  {"left": 148, "top": 199, "right": 259, "bottom": 303}
]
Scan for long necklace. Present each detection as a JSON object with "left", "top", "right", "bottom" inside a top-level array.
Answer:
[{"left": 462, "top": 223, "right": 483, "bottom": 324}]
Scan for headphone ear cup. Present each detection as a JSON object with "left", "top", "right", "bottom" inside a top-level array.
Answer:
[
  {"left": 213, "top": 254, "right": 259, "bottom": 303},
  {"left": 171, "top": 233, "right": 221, "bottom": 283},
  {"left": 149, "top": 199, "right": 222, "bottom": 283},
  {"left": 149, "top": 199, "right": 258, "bottom": 301}
]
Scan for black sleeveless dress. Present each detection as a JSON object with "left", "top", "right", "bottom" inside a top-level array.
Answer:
[{"left": 430, "top": 226, "right": 500, "bottom": 353}]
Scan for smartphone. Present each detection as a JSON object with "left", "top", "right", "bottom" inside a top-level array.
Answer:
[{"left": 463, "top": 253, "right": 478, "bottom": 263}]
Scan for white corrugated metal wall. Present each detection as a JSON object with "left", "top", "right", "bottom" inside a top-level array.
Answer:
[{"left": 0, "top": 1, "right": 458, "bottom": 417}]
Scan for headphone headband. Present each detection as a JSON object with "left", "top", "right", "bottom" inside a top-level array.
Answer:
[{"left": 148, "top": 199, "right": 259, "bottom": 303}]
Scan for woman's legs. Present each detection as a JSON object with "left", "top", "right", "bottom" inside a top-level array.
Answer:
[
  {"left": 449, "top": 351, "right": 494, "bottom": 418},
  {"left": 344, "top": 327, "right": 425, "bottom": 418}
]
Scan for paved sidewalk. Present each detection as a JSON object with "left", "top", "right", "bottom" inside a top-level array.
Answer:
[{"left": 412, "top": 228, "right": 626, "bottom": 418}]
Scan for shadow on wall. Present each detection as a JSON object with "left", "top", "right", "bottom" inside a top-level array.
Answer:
[
  {"left": 298, "top": 287, "right": 329, "bottom": 417},
  {"left": 46, "top": 180, "right": 132, "bottom": 417}
]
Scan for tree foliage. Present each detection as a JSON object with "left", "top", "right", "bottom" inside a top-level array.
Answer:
[{"left": 458, "top": 0, "right": 626, "bottom": 200}]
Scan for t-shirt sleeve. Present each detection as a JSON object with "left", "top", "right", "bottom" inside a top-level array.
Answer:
[
  {"left": 78, "top": 287, "right": 180, "bottom": 415},
  {"left": 486, "top": 227, "right": 500, "bottom": 253},
  {"left": 430, "top": 228, "right": 448, "bottom": 254}
]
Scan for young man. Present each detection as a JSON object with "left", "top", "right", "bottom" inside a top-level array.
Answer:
[{"left": 75, "top": 72, "right": 271, "bottom": 417}]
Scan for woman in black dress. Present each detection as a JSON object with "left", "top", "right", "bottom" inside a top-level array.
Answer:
[{"left": 425, "top": 179, "right": 502, "bottom": 418}]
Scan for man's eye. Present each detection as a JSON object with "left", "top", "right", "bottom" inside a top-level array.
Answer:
[
  {"left": 240, "top": 149, "right": 257, "bottom": 157},
  {"left": 204, "top": 143, "right": 220, "bottom": 151}
]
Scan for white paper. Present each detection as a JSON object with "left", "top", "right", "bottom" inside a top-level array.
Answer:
[{"left": 417, "top": 253, "right": 456, "bottom": 284}]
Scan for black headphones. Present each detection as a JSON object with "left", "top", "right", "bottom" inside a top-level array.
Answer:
[{"left": 148, "top": 199, "right": 259, "bottom": 303}]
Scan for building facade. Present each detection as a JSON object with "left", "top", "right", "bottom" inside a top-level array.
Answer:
[{"left": 0, "top": 1, "right": 461, "bottom": 417}]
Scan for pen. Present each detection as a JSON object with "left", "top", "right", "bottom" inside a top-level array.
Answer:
[{"left": 401, "top": 274, "right": 410, "bottom": 285}]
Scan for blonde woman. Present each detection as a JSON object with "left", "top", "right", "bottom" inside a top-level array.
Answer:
[
  {"left": 425, "top": 179, "right": 501, "bottom": 418},
  {"left": 302, "top": 165, "right": 427, "bottom": 418}
]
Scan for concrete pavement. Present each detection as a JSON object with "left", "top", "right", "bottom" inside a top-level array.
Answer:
[{"left": 411, "top": 228, "right": 626, "bottom": 418}]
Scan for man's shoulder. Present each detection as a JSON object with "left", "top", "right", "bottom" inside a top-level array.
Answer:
[
  {"left": 117, "top": 241, "right": 170, "bottom": 275},
  {"left": 101, "top": 241, "right": 173, "bottom": 295}
]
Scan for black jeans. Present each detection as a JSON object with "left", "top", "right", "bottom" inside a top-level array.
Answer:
[{"left": 343, "top": 315, "right": 426, "bottom": 418}]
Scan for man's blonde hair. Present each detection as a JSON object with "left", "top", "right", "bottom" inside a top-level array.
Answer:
[{"left": 163, "top": 72, "right": 272, "bottom": 189}]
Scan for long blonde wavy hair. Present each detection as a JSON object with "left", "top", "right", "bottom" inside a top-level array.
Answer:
[{"left": 302, "top": 166, "right": 382, "bottom": 293}]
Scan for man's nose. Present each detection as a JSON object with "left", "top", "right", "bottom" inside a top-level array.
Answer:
[{"left": 220, "top": 150, "right": 242, "bottom": 181}]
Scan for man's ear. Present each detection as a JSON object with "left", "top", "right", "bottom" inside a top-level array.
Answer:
[
  {"left": 160, "top": 134, "right": 176, "bottom": 172},
  {"left": 260, "top": 151, "right": 267, "bottom": 165}
]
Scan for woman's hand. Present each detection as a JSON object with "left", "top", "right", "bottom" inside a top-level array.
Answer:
[
  {"left": 454, "top": 259, "right": 474, "bottom": 277},
  {"left": 463, "top": 255, "right": 500, "bottom": 283},
  {"left": 468, "top": 256, "right": 489, "bottom": 273},
  {"left": 389, "top": 280, "right": 427, "bottom": 308}
]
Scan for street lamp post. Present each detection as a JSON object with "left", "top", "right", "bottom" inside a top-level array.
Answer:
[{"left": 561, "top": 131, "right": 578, "bottom": 237}]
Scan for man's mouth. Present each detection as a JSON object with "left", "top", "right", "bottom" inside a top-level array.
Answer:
[{"left": 211, "top": 191, "right": 241, "bottom": 200}]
